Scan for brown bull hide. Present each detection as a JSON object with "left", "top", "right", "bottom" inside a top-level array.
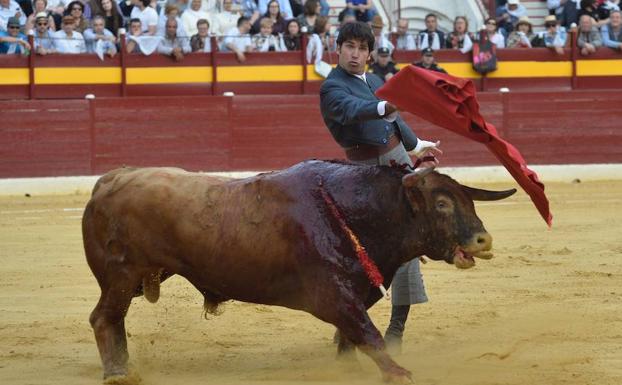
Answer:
[{"left": 83, "top": 160, "right": 514, "bottom": 383}]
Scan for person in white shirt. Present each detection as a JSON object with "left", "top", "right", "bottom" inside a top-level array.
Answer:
[
  {"left": 252, "top": 16, "right": 285, "bottom": 51},
  {"left": 306, "top": 15, "right": 328, "bottom": 64},
  {"left": 213, "top": 0, "right": 241, "bottom": 36},
  {"left": 395, "top": 18, "right": 415, "bottom": 50},
  {"left": 52, "top": 15, "right": 86, "bottom": 53},
  {"left": 83, "top": 15, "right": 116, "bottom": 57},
  {"left": 0, "top": 0, "right": 26, "bottom": 31},
  {"left": 222, "top": 15, "right": 253, "bottom": 61},
  {"left": 130, "top": 0, "right": 158, "bottom": 35},
  {"left": 484, "top": 17, "right": 506, "bottom": 48},
  {"left": 157, "top": 17, "right": 190, "bottom": 60},
  {"left": 181, "top": 0, "right": 211, "bottom": 37},
  {"left": 370, "top": 15, "right": 394, "bottom": 60}
]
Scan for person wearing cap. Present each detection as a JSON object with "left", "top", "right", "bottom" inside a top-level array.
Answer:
[
  {"left": 368, "top": 46, "right": 398, "bottom": 82},
  {"left": 0, "top": 0, "right": 26, "bottom": 32},
  {"left": 52, "top": 15, "right": 86, "bottom": 53},
  {"left": 417, "top": 13, "right": 445, "bottom": 50},
  {"left": 495, "top": 0, "right": 526, "bottom": 37},
  {"left": 320, "top": 21, "right": 442, "bottom": 353},
  {"left": 413, "top": 48, "right": 447, "bottom": 74},
  {"left": 32, "top": 11, "right": 56, "bottom": 54},
  {"left": 535, "top": 14, "right": 567, "bottom": 54},
  {"left": 370, "top": 15, "right": 393, "bottom": 60},
  {"left": 506, "top": 15, "right": 535, "bottom": 48},
  {"left": 0, "top": 15, "right": 29, "bottom": 53}
]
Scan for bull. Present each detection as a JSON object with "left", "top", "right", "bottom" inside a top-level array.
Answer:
[{"left": 83, "top": 160, "right": 515, "bottom": 383}]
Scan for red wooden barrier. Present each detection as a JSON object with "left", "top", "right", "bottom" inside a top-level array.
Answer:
[{"left": 1, "top": 90, "right": 621, "bottom": 178}]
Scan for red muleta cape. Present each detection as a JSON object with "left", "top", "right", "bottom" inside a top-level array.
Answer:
[{"left": 376, "top": 65, "right": 552, "bottom": 227}]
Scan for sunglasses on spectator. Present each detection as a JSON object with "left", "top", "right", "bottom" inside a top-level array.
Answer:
[
  {"left": 8, "top": 25, "right": 20, "bottom": 29},
  {"left": 486, "top": 21, "right": 496, "bottom": 25},
  {"left": 37, "top": 22, "right": 48, "bottom": 26}
]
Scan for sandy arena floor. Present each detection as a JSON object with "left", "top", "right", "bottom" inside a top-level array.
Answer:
[{"left": 0, "top": 179, "right": 621, "bottom": 385}]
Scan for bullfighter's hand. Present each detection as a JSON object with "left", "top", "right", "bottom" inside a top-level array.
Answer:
[{"left": 409, "top": 139, "right": 442, "bottom": 159}]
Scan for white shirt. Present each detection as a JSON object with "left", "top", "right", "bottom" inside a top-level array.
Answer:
[
  {"left": 181, "top": 8, "right": 212, "bottom": 37},
  {"left": 130, "top": 6, "right": 158, "bottom": 34},
  {"left": 222, "top": 26, "right": 251, "bottom": 52},
  {"left": 0, "top": 0, "right": 26, "bottom": 31},
  {"left": 489, "top": 32, "right": 505, "bottom": 48},
  {"left": 396, "top": 33, "right": 416, "bottom": 50},
  {"left": 306, "top": 33, "right": 323, "bottom": 64},
  {"left": 52, "top": 29, "right": 86, "bottom": 53},
  {"left": 214, "top": 11, "right": 240, "bottom": 36}
]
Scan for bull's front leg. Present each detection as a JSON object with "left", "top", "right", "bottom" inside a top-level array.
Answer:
[{"left": 323, "top": 299, "right": 413, "bottom": 384}]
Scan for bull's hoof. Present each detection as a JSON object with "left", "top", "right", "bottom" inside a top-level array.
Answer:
[
  {"left": 103, "top": 372, "right": 142, "bottom": 385},
  {"left": 382, "top": 367, "right": 413, "bottom": 384}
]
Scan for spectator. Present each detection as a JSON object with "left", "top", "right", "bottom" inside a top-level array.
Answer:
[
  {"left": 282, "top": 18, "right": 300, "bottom": 50},
  {"left": 222, "top": 15, "right": 253, "bottom": 62},
  {"left": 368, "top": 47, "right": 397, "bottom": 82},
  {"left": 252, "top": 16, "right": 285, "bottom": 50},
  {"left": 345, "top": 0, "right": 373, "bottom": 23},
  {"left": 253, "top": 0, "right": 287, "bottom": 35},
  {"left": 200, "top": 0, "right": 218, "bottom": 13},
  {"left": 84, "top": 0, "right": 104, "bottom": 20},
  {"left": 239, "top": 0, "right": 260, "bottom": 25},
  {"left": 64, "top": 1, "right": 87, "bottom": 32},
  {"left": 157, "top": 17, "right": 190, "bottom": 60},
  {"left": 157, "top": 3, "right": 183, "bottom": 36},
  {"left": 506, "top": 15, "right": 535, "bottom": 47},
  {"left": 602, "top": 9, "right": 622, "bottom": 50},
  {"left": 52, "top": 15, "right": 86, "bottom": 53},
  {"left": 25, "top": 0, "right": 56, "bottom": 32},
  {"left": 446, "top": 16, "right": 474, "bottom": 53},
  {"left": 395, "top": 18, "right": 415, "bottom": 50},
  {"left": 125, "top": 17, "right": 142, "bottom": 52},
  {"left": 98, "top": 0, "right": 123, "bottom": 36},
  {"left": 190, "top": 17, "right": 211, "bottom": 52},
  {"left": 418, "top": 13, "right": 445, "bottom": 49},
  {"left": 32, "top": 11, "right": 55, "bottom": 53},
  {"left": 0, "top": 16, "right": 29, "bottom": 53},
  {"left": 483, "top": 16, "right": 505, "bottom": 48},
  {"left": 535, "top": 14, "right": 567, "bottom": 54},
  {"left": 305, "top": 14, "right": 327, "bottom": 64},
  {"left": 130, "top": 0, "right": 158, "bottom": 35},
  {"left": 258, "top": 0, "right": 292, "bottom": 20},
  {"left": 496, "top": 0, "right": 526, "bottom": 36},
  {"left": 46, "top": 0, "right": 68, "bottom": 22},
  {"left": 83, "top": 14, "right": 116, "bottom": 56},
  {"left": 1, "top": 0, "right": 26, "bottom": 32},
  {"left": 577, "top": 13, "right": 602, "bottom": 54},
  {"left": 214, "top": 0, "right": 240, "bottom": 36},
  {"left": 413, "top": 47, "right": 447, "bottom": 73},
  {"left": 370, "top": 15, "right": 393, "bottom": 58},
  {"left": 118, "top": 0, "right": 134, "bottom": 19},
  {"left": 578, "top": 0, "right": 608, "bottom": 26},
  {"left": 296, "top": 0, "right": 319, "bottom": 34}
]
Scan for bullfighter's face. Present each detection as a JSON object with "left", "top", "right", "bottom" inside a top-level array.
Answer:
[
  {"left": 338, "top": 38, "right": 371, "bottom": 75},
  {"left": 402, "top": 170, "right": 516, "bottom": 269}
]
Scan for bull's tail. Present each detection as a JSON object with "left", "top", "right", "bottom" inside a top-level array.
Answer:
[{"left": 142, "top": 269, "right": 162, "bottom": 303}]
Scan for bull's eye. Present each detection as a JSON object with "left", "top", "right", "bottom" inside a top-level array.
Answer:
[{"left": 435, "top": 197, "right": 454, "bottom": 213}]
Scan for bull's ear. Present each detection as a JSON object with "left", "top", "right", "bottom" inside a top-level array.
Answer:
[
  {"left": 402, "top": 166, "right": 435, "bottom": 188},
  {"left": 462, "top": 185, "right": 517, "bottom": 201}
]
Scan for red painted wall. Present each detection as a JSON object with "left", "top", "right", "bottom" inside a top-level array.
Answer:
[{"left": 1, "top": 90, "right": 621, "bottom": 178}]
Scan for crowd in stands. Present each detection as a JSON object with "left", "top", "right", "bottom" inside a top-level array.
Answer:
[{"left": 1, "top": 0, "right": 621, "bottom": 64}]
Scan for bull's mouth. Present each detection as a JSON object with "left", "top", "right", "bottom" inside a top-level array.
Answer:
[{"left": 452, "top": 246, "right": 494, "bottom": 269}]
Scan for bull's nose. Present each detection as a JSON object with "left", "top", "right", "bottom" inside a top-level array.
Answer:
[{"left": 472, "top": 232, "right": 492, "bottom": 251}]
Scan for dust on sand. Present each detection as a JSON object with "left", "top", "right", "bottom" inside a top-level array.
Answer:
[{"left": 1, "top": 180, "right": 621, "bottom": 385}]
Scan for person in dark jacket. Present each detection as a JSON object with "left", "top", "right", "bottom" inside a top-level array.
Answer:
[
  {"left": 368, "top": 47, "right": 398, "bottom": 82},
  {"left": 413, "top": 48, "right": 447, "bottom": 74}
]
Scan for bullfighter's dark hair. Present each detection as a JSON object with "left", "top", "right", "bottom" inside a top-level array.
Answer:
[{"left": 336, "top": 21, "right": 375, "bottom": 51}]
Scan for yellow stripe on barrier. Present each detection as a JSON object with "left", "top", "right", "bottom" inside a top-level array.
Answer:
[
  {"left": 576, "top": 60, "right": 622, "bottom": 76},
  {"left": 486, "top": 61, "right": 572, "bottom": 78},
  {"left": 0, "top": 68, "right": 29, "bottom": 85},
  {"left": 35, "top": 67, "right": 121, "bottom": 84},
  {"left": 218, "top": 65, "right": 303, "bottom": 82},
  {"left": 126, "top": 66, "right": 212, "bottom": 84}
]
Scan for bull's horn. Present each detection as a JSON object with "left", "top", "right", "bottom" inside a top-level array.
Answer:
[
  {"left": 461, "top": 185, "right": 517, "bottom": 201},
  {"left": 402, "top": 166, "right": 435, "bottom": 188}
]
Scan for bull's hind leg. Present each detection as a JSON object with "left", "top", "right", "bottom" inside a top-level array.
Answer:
[{"left": 89, "top": 267, "right": 142, "bottom": 380}]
